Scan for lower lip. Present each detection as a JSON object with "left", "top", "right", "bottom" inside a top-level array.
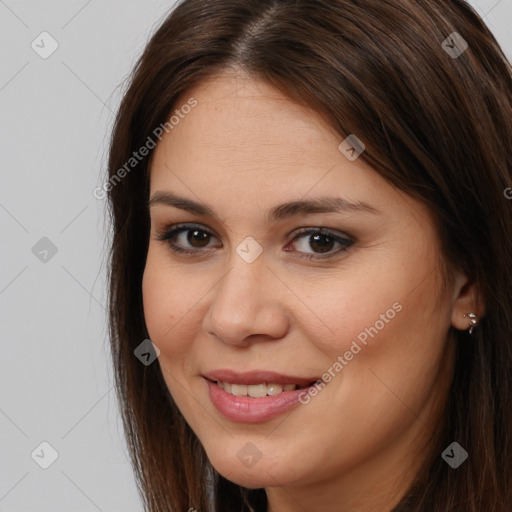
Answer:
[{"left": 205, "top": 379, "right": 312, "bottom": 423}]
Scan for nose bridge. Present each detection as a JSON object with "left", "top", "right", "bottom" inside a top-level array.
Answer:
[
  {"left": 203, "top": 246, "right": 288, "bottom": 345},
  {"left": 213, "top": 251, "right": 267, "bottom": 321}
]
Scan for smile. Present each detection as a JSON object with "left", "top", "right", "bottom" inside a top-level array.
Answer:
[{"left": 202, "top": 369, "right": 321, "bottom": 423}]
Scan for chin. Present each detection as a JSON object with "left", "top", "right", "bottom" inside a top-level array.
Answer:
[
  {"left": 207, "top": 449, "right": 300, "bottom": 489},
  {"left": 214, "top": 465, "right": 280, "bottom": 489}
]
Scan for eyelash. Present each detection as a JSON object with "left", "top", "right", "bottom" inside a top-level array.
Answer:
[{"left": 155, "top": 223, "right": 354, "bottom": 260}]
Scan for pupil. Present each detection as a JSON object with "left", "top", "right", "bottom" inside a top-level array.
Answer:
[
  {"left": 188, "top": 230, "right": 210, "bottom": 247},
  {"left": 310, "top": 233, "right": 333, "bottom": 253}
]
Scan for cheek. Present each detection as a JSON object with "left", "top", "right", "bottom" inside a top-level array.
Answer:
[
  {"left": 142, "top": 251, "right": 213, "bottom": 366},
  {"left": 142, "top": 262, "right": 170, "bottom": 343},
  {"left": 294, "top": 250, "right": 448, "bottom": 403},
  {"left": 290, "top": 267, "right": 407, "bottom": 361},
  {"left": 142, "top": 253, "right": 189, "bottom": 353},
  {"left": 142, "top": 259, "right": 197, "bottom": 405},
  {"left": 315, "top": 270, "right": 450, "bottom": 428},
  {"left": 334, "top": 248, "right": 441, "bottom": 349}
]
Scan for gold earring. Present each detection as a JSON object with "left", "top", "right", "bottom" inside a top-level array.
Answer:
[{"left": 463, "top": 312, "right": 478, "bottom": 334}]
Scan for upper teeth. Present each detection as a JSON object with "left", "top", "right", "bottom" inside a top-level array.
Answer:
[{"left": 216, "top": 381, "right": 298, "bottom": 397}]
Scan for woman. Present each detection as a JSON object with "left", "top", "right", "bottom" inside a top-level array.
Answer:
[{"left": 105, "top": 0, "right": 512, "bottom": 510}]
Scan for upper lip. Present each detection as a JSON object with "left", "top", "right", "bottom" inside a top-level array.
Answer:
[{"left": 202, "top": 369, "right": 319, "bottom": 387}]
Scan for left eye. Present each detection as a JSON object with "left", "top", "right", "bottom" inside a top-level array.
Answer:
[
  {"left": 155, "top": 224, "right": 354, "bottom": 259},
  {"left": 287, "top": 228, "right": 354, "bottom": 258}
]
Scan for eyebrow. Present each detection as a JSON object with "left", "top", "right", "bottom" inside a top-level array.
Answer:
[{"left": 148, "top": 191, "right": 380, "bottom": 222}]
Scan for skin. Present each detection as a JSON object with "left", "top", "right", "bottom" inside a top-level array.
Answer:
[{"left": 142, "top": 69, "right": 481, "bottom": 512}]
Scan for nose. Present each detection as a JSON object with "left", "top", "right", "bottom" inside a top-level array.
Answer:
[{"left": 202, "top": 250, "right": 290, "bottom": 348}]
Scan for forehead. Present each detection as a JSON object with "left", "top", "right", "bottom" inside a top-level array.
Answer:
[
  {"left": 148, "top": 71, "right": 415, "bottom": 223},
  {"left": 160, "top": 72, "right": 339, "bottom": 165}
]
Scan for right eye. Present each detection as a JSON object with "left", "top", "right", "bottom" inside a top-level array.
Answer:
[{"left": 155, "top": 223, "right": 220, "bottom": 254}]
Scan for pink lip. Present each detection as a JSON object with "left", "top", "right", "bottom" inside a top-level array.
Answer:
[{"left": 203, "top": 370, "right": 320, "bottom": 423}]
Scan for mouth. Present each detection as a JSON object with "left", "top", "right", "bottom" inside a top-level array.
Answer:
[{"left": 202, "top": 369, "right": 322, "bottom": 423}]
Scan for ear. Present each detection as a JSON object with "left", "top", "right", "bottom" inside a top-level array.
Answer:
[{"left": 450, "top": 269, "right": 485, "bottom": 331}]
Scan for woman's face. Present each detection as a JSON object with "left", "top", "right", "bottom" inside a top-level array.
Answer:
[{"left": 142, "top": 71, "right": 466, "bottom": 508}]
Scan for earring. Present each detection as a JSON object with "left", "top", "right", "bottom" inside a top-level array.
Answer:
[{"left": 463, "top": 312, "right": 478, "bottom": 334}]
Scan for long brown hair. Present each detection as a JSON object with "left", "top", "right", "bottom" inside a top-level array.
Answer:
[{"left": 105, "top": 1, "right": 512, "bottom": 510}]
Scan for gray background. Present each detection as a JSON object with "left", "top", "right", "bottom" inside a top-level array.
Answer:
[{"left": 0, "top": 1, "right": 510, "bottom": 510}]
